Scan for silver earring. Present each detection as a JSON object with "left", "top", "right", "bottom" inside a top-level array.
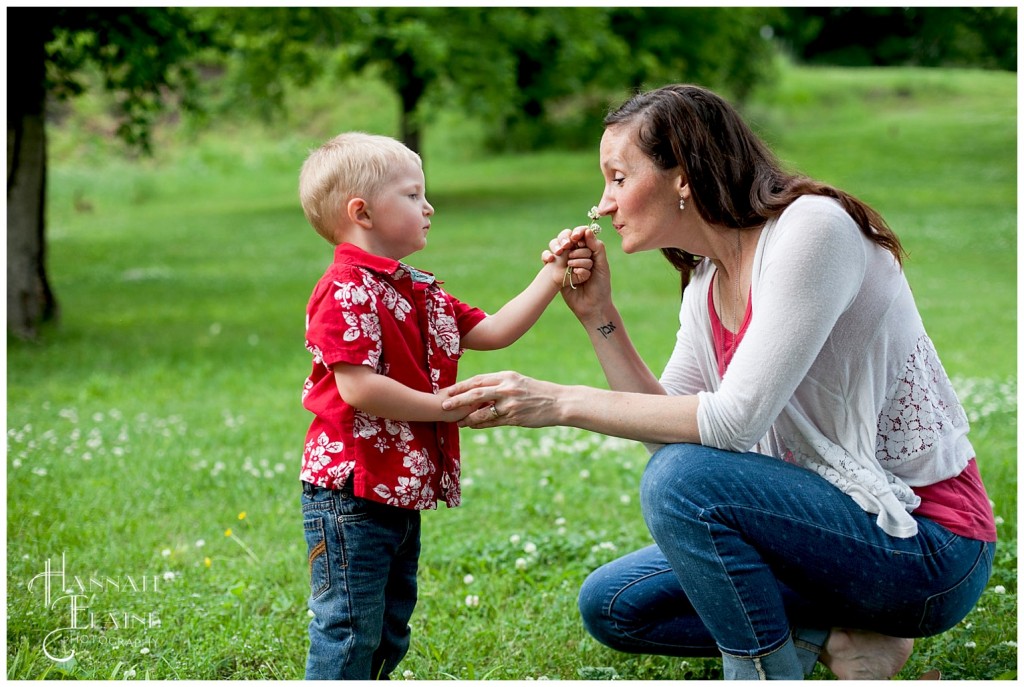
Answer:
[{"left": 679, "top": 197, "right": 686, "bottom": 211}]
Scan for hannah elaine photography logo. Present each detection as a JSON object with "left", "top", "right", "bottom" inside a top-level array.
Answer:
[{"left": 27, "top": 553, "right": 164, "bottom": 662}]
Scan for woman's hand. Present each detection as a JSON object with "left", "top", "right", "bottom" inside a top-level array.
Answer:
[
  {"left": 542, "top": 226, "right": 595, "bottom": 290},
  {"left": 441, "top": 371, "right": 560, "bottom": 429},
  {"left": 543, "top": 226, "right": 612, "bottom": 323}
]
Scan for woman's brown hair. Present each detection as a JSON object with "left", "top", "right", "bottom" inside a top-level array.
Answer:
[{"left": 604, "top": 84, "right": 906, "bottom": 295}]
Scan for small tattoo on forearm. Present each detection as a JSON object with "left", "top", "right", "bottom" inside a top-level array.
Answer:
[{"left": 597, "top": 321, "right": 617, "bottom": 339}]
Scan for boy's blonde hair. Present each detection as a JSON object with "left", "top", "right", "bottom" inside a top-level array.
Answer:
[{"left": 299, "top": 132, "right": 422, "bottom": 242}]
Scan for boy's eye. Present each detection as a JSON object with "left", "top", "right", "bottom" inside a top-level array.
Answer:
[{"left": 408, "top": 194, "right": 420, "bottom": 200}]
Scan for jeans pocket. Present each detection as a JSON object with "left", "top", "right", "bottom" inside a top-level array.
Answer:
[
  {"left": 917, "top": 541, "right": 994, "bottom": 635},
  {"left": 304, "top": 516, "right": 331, "bottom": 601}
]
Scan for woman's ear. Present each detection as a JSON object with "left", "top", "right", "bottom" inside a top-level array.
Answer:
[
  {"left": 677, "top": 176, "right": 691, "bottom": 201},
  {"left": 347, "top": 197, "right": 372, "bottom": 229}
]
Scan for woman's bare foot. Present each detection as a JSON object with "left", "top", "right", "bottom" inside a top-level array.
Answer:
[{"left": 820, "top": 628, "right": 914, "bottom": 680}]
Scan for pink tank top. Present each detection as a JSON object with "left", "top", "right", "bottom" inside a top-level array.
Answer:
[{"left": 708, "top": 278, "right": 996, "bottom": 542}]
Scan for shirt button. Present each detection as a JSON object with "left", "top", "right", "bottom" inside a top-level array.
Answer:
[{"left": 439, "top": 437, "right": 445, "bottom": 445}]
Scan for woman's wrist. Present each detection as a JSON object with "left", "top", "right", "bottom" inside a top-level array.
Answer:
[{"left": 577, "top": 305, "right": 622, "bottom": 339}]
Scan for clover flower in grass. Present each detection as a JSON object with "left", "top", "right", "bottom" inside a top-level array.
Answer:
[{"left": 464, "top": 594, "right": 480, "bottom": 608}]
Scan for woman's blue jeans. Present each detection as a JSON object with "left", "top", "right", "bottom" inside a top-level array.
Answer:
[
  {"left": 578, "top": 444, "right": 995, "bottom": 680},
  {"left": 301, "top": 480, "right": 421, "bottom": 680}
]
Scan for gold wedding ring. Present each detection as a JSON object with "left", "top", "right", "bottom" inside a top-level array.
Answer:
[{"left": 489, "top": 404, "right": 500, "bottom": 419}]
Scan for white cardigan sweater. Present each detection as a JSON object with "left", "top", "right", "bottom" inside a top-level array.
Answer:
[{"left": 657, "top": 196, "right": 973, "bottom": 538}]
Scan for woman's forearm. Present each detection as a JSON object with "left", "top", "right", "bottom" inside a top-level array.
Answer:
[
  {"left": 553, "top": 382, "right": 701, "bottom": 445},
  {"left": 578, "top": 305, "right": 666, "bottom": 396}
]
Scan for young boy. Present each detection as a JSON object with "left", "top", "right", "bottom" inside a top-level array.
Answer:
[{"left": 297, "top": 132, "right": 592, "bottom": 679}]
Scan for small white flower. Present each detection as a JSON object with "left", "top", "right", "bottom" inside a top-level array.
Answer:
[
  {"left": 523, "top": 541, "right": 537, "bottom": 555},
  {"left": 516, "top": 557, "right": 528, "bottom": 570},
  {"left": 554, "top": 517, "right": 566, "bottom": 526},
  {"left": 140, "top": 647, "right": 150, "bottom": 655},
  {"left": 509, "top": 534, "right": 521, "bottom": 546},
  {"left": 463, "top": 574, "right": 474, "bottom": 585},
  {"left": 464, "top": 594, "right": 480, "bottom": 608},
  {"left": 403, "top": 670, "right": 416, "bottom": 679},
  {"left": 161, "top": 549, "right": 172, "bottom": 557},
  {"left": 965, "top": 641, "right": 977, "bottom": 649},
  {"left": 619, "top": 494, "right": 631, "bottom": 504},
  {"left": 579, "top": 469, "right": 590, "bottom": 480},
  {"left": 163, "top": 571, "right": 176, "bottom": 581},
  {"left": 995, "top": 516, "right": 1005, "bottom": 525},
  {"left": 124, "top": 669, "right": 137, "bottom": 678},
  {"left": 993, "top": 585, "right": 1006, "bottom": 594},
  {"left": 587, "top": 206, "right": 603, "bottom": 234},
  {"left": 195, "top": 539, "right": 206, "bottom": 548}
]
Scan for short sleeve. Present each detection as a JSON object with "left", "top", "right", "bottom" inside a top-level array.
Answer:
[
  {"left": 448, "top": 293, "right": 487, "bottom": 336},
  {"left": 307, "top": 275, "right": 384, "bottom": 370}
]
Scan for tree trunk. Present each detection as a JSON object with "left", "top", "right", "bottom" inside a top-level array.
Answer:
[
  {"left": 394, "top": 52, "right": 425, "bottom": 156},
  {"left": 7, "top": 9, "right": 57, "bottom": 340}
]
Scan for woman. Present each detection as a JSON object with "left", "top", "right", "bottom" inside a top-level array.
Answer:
[{"left": 442, "top": 84, "right": 997, "bottom": 679}]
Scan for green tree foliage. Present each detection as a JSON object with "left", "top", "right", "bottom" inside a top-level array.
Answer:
[
  {"left": 609, "top": 7, "right": 782, "bottom": 99},
  {"left": 774, "top": 7, "right": 1016, "bottom": 71},
  {"left": 7, "top": 7, "right": 208, "bottom": 338},
  {"left": 193, "top": 7, "right": 781, "bottom": 153}
]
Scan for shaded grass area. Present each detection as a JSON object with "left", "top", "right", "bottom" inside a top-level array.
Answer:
[{"left": 8, "top": 65, "right": 1016, "bottom": 679}]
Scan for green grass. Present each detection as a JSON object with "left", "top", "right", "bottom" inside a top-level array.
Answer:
[{"left": 7, "top": 64, "right": 1016, "bottom": 680}]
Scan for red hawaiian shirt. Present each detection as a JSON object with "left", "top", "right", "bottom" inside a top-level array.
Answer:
[{"left": 301, "top": 243, "right": 487, "bottom": 510}]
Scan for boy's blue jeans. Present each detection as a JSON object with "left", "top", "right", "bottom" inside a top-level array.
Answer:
[
  {"left": 579, "top": 444, "right": 995, "bottom": 680},
  {"left": 301, "top": 480, "right": 421, "bottom": 680}
]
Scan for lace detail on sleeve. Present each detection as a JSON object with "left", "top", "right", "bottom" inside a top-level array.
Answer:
[{"left": 875, "top": 334, "right": 969, "bottom": 466}]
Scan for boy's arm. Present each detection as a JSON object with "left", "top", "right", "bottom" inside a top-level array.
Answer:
[
  {"left": 462, "top": 235, "right": 594, "bottom": 351},
  {"left": 334, "top": 364, "right": 475, "bottom": 422},
  {"left": 460, "top": 262, "right": 561, "bottom": 351}
]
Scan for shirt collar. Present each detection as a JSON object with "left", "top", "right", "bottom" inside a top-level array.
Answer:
[{"left": 333, "top": 243, "right": 436, "bottom": 284}]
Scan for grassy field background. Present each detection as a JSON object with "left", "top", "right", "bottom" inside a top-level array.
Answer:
[{"left": 7, "top": 64, "right": 1017, "bottom": 679}]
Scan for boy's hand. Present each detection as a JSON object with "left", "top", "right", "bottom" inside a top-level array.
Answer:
[
  {"left": 542, "top": 226, "right": 611, "bottom": 321},
  {"left": 437, "top": 386, "right": 488, "bottom": 422},
  {"left": 543, "top": 225, "right": 597, "bottom": 290}
]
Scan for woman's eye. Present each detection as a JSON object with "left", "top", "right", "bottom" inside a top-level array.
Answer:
[{"left": 613, "top": 177, "right": 625, "bottom": 186}]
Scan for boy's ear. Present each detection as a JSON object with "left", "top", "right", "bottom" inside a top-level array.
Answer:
[{"left": 347, "top": 197, "right": 373, "bottom": 229}]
